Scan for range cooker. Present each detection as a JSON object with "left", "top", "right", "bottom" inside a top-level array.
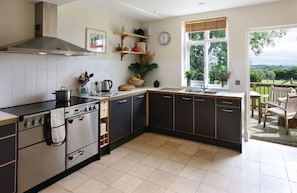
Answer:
[{"left": 0, "top": 96, "right": 100, "bottom": 193}]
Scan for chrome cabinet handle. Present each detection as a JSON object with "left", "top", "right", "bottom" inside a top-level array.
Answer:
[
  {"left": 195, "top": 98, "right": 205, "bottom": 102},
  {"left": 68, "top": 150, "right": 84, "bottom": 160},
  {"left": 118, "top": 99, "right": 128, "bottom": 104},
  {"left": 137, "top": 95, "right": 145, "bottom": 99},
  {"left": 222, "top": 101, "right": 233, "bottom": 105},
  {"left": 222, "top": 109, "right": 233, "bottom": 113},
  {"left": 163, "top": 96, "right": 172, "bottom": 99},
  {"left": 182, "top": 97, "right": 191, "bottom": 101}
]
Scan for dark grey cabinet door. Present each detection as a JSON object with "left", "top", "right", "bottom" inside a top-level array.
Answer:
[
  {"left": 194, "top": 96, "right": 215, "bottom": 137},
  {"left": 149, "top": 92, "right": 173, "bottom": 130},
  {"left": 217, "top": 106, "right": 241, "bottom": 142},
  {"left": 175, "top": 95, "right": 193, "bottom": 133},
  {"left": 109, "top": 97, "right": 132, "bottom": 143},
  {"left": 133, "top": 94, "right": 146, "bottom": 132},
  {"left": 0, "top": 123, "right": 16, "bottom": 193}
]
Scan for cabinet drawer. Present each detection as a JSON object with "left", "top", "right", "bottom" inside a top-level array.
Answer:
[
  {"left": 0, "top": 162, "right": 15, "bottom": 193},
  {"left": 0, "top": 123, "right": 16, "bottom": 139},
  {"left": 100, "top": 101, "right": 109, "bottom": 118},
  {"left": 0, "top": 137, "right": 15, "bottom": 166},
  {"left": 216, "top": 98, "right": 240, "bottom": 107}
]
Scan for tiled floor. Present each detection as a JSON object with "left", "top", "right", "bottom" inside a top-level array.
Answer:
[{"left": 40, "top": 133, "right": 297, "bottom": 193}]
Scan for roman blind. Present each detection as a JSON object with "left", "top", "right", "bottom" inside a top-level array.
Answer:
[{"left": 185, "top": 17, "right": 227, "bottom": 33}]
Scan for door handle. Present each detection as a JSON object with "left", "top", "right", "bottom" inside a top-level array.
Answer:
[
  {"left": 222, "top": 101, "right": 233, "bottom": 105},
  {"left": 195, "top": 98, "right": 205, "bottom": 102},
  {"left": 163, "top": 96, "right": 172, "bottom": 99},
  {"left": 222, "top": 109, "right": 233, "bottom": 113},
  {"left": 118, "top": 99, "right": 127, "bottom": 104},
  {"left": 68, "top": 150, "right": 84, "bottom": 160},
  {"left": 182, "top": 97, "right": 191, "bottom": 101},
  {"left": 137, "top": 95, "right": 145, "bottom": 99}
]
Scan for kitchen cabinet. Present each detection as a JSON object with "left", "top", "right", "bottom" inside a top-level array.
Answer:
[
  {"left": 216, "top": 98, "right": 241, "bottom": 143},
  {"left": 175, "top": 95, "right": 193, "bottom": 133},
  {"left": 194, "top": 96, "right": 215, "bottom": 137},
  {"left": 113, "top": 32, "right": 148, "bottom": 60},
  {"left": 109, "top": 96, "right": 132, "bottom": 144},
  {"left": 133, "top": 93, "right": 146, "bottom": 133},
  {"left": 149, "top": 92, "right": 173, "bottom": 130},
  {"left": 100, "top": 100, "right": 109, "bottom": 148},
  {"left": 0, "top": 123, "right": 16, "bottom": 193}
]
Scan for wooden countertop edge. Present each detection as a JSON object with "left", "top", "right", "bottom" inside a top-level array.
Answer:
[{"left": 0, "top": 111, "right": 18, "bottom": 126}]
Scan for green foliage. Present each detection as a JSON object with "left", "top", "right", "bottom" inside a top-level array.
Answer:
[
  {"left": 128, "top": 52, "right": 158, "bottom": 79},
  {"left": 185, "top": 69, "right": 197, "bottom": 80},
  {"left": 249, "top": 30, "right": 287, "bottom": 56},
  {"left": 250, "top": 71, "right": 262, "bottom": 82}
]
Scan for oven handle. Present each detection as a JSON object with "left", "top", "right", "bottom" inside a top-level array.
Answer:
[{"left": 68, "top": 150, "right": 84, "bottom": 160}]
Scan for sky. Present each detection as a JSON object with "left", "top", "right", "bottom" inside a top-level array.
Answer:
[{"left": 250, "top": 27, "right": 297, "bottom": 66}]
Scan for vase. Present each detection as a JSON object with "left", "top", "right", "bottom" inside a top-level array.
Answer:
[{"left": 79, "top": 84, "right": 88, "bottom": 96}]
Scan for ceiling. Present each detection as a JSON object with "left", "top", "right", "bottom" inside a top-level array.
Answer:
[{"left": 32, "top": 0, "right": 284, "bottom": 21}]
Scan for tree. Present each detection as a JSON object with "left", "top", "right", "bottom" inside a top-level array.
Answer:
[
  {"left": 250, "top": 71, "right": 262, "bottom": 82},
  {"left": 249, "top": 30, "right": 287, "bottom": 56}
]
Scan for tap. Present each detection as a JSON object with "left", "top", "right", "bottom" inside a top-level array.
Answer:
[{"left": 196, "top": 72, "right": 206, "bottom": 92}]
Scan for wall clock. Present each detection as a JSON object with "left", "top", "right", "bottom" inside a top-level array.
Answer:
[{"left": 158, "top": 31, "right": 171, "bottom": 46}]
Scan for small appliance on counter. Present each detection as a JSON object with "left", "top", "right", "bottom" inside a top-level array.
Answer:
[{"left": 101, "top": 80, "right": 113, "bottom": 92}]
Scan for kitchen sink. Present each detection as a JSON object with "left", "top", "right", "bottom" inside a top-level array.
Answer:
[{"left": 183, "top": 88, "right": 217, "bottom": 94}]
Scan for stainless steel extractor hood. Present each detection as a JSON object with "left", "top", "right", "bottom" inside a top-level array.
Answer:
[{"left": 0, "top": 2, "right": 95, "bottom": 56}]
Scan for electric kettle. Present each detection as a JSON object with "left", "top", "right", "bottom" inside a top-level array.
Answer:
[{"left": 101, "top": 80, "right": 113, "bottom": 92}]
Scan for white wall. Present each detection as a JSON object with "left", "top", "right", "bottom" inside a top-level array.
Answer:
[
  {"left": 142, "top": 0, "right": 297, "bottom": 92},
  {"left": 0, "top": 0, "right": 140, "bottom": 108}
]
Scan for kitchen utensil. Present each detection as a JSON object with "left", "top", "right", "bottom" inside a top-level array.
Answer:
[
  {"left": 101, "top": 80, "right": 113, "bottom": 92},
  {"left": 53, "top": 86, "right": 72, "bottom": 102}
]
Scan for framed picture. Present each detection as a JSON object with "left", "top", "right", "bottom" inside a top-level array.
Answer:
[{"left": 85, "top": 28, "right": 106, "bottom": 53}]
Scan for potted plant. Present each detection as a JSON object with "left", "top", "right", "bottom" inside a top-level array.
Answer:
[
  {"left": 128, "top": 52, "right": 158, "bottom": 86},
  {"left": 185, "top": 69, "right": 197, "bottom": 86}
]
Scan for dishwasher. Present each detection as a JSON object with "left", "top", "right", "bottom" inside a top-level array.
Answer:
[{"left": 65, "top": 102, "right": 99, "bottom": 169}]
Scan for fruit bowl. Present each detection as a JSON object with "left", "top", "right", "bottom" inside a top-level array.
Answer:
[{"left": 129, "top": 79, "right": 144, "bottom": 87}]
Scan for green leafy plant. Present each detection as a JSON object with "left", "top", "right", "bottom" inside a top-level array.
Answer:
[
  {"left": 128, "top": 52, "right": 158, "bottom": 79},
  {"left": 185, "top": 69, "right": 197, "bottom": 80}
]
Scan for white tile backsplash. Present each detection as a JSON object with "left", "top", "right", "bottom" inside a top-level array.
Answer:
[{"left": 0, "top": 53, "right": 131, "bottom": 108}]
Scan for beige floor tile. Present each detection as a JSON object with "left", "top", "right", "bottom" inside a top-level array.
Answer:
[
  {"left": 187, "top": 156, "right": 212, "bottom": 170},
  {"left": 287, "top": 168, "right": 297, "bottom": 183},
  {"left": 291, "top": 181, "right": 297, "bottom": 193},
  {"left": 124, "top": 150, "right": 148, "bottom": 162},
  {"left": 260, "top": 163, "right": 288, "bottom": 180},
  {"left": 202, "top": 171, "right": 231, "bottom": 192},
  {"left": 111, "top": 174, "right": 143, "bottom": 193},
  {"left": 132, "top": 181, "right": 166, "bottom": 193},
  {"left": 235, "top": 157, "right": 260, "bottom": 173},
  {"left": 196, "top": 183, "right": 228, "bottom": 193},
  {"left": 260, "top": 174, "right": 291, "bottom": 193},
  {"left": 209, "top": 162, "right": 236, "bottom": 178},
  {"left": 228, "top": 178, "right": 260, "bottom": 193},
  {"left": 168, "top": 151, "right": 192, "bottom": 164},
  {"left": 127, "top": 162, "right": 156, "bottom": 180},
  {"left": 78, "top": 161, "right": 107, "bottom": 177},
  {"left": 100, "top": 154, "right": 123, "bottom": 166},
  {"left": 147, "top": 169, "right": 177, "bottom": 188},
  {"left": 214, "top": 151, "right": 240, "bottom": 166},
  {"left": 141, "top": 154, "right": 167, "bottom": 168},
  {"left": 179, "top": 165, "right": 206, "bottom": 182},
  {"left": 285, "top": 159, "right": 297, "bottom": 170},
  {"left": 260, "top": 154, "right": 285, "bottom": 167},
  {"left": 110, "top": 157, "right": 137, "bottom": 172},
  {"left": 72, "top": 178, "right": 108, "bottom": 193},
  {"left": 177, "top": 143, "right": 199, "bottom": 155},
  {"left": 159, "top": 159, "right": 185, "bottom": 175},
  {"left": 93, "top": 167, "right": 124, "bottom": 186},
  {"left": 195, "top": 149, "right": 217, "bottom": 161},
  {"left": 56, "top": 172, "right": 89, "bottom": 191},
  {"left": 232, "top": 168, "right": 260, "bottom": 186},
  {"left": 112, "top": 147, "right": 133, "bottom": 157},
  {"left": 39, "top": 184, "right": 71, "bottom": 193},
  {"left": 102, "top": 187, "right": 124, "bottom": 193},
  {"left": 168, "top": 176, "right": 199, "bottom": 193}
]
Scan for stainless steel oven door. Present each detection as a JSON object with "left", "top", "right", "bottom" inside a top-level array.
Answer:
[{"left": 66, "top": 110, "right": 98, "bottom": 154}]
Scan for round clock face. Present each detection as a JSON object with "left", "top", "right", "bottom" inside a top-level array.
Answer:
[{"left": 158, "top": 31, "right": 171, "bottom": 46}]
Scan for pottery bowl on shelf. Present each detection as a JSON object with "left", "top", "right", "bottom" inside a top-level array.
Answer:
[{"left": 128, "top": 79, "right": 144, "bottom": 87}]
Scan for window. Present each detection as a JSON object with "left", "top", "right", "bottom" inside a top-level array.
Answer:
[{"left": 184, "top": 17, "right": 229, "bottom": 88}]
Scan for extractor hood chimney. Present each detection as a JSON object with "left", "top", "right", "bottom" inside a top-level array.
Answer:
[{"left": 0, "top": 2, "right": 95, "bottom": 56}]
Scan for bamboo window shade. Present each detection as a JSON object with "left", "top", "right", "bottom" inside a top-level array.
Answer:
[{"left": 185, "top": 17, "right": 227, "bottom": 33}]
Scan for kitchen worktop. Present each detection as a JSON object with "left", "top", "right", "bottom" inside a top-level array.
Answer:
[
  {"left": 0, "top": 111, "right": 18, "bottom": 126},
  {"left": 86, "top": 86, "right": 245, "bottom": 100}
]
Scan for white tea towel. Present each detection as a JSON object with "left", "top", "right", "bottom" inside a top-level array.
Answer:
[{"left": 50, "top": 108, "right": 66, "bottom": 144}]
